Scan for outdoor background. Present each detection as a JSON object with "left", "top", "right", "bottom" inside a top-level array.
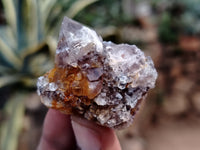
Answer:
[{"left": 0, "top": 0, "right": 200, "bottom": 150}]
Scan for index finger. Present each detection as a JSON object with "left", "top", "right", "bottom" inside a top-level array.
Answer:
[{"left": 37, "top": 109, "right": 76, "bottom": 150}]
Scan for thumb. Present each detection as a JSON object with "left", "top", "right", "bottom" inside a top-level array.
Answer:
[{"left": 71, "top": 116, "right": 121, "bottom": 150}]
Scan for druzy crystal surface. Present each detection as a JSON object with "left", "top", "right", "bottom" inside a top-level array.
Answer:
[{"left": 37, "top": 17, "right": 157, "bottom": 129}]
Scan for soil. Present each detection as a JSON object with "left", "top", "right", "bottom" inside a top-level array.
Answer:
[{"left": 145, "top": 116, "right": 200, "bottom": 150}]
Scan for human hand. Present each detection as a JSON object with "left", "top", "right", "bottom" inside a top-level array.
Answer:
[{"left": 37, "top": 109, "right": 121, "bottom": 150}]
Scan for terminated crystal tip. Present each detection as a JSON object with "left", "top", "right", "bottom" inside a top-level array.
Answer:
[{"left": 37, "top": 17, "right": 158, "bottom": 129}]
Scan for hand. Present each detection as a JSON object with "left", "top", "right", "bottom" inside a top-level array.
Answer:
[{"left": 37, "top": 109, "right": 121, "bottom": 150}]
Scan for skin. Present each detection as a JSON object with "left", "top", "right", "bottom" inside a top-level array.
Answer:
[{"left": 37, "top": 109, "right": 122, "bottom": 150}]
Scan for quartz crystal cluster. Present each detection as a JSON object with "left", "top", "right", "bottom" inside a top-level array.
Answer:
[{"left": 37, "top": 17, "right": 157, "bottom": 129}]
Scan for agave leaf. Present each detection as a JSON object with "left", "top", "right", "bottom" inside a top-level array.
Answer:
[
  {"left": 28, "top": 53, "right": 54, "bottom": 76},
  {"left": 0, "top": 38, "right": 21, "bottom": 69},
  {"left": 21, "top": 77, "right": 38, "bottom": 87},
  {"left": 20, "top": 42, "right": 46, "bottom": 60},
  {"left": 0, "top": 27, "right": 16, "bottom": 50},
  {"left": 35, "top": 0, "right": 44, "bottom": 42},
  {"left": 15, "top": 0, "right": 24, "bottom": 51},
  {"left": 66, "top": 0, "right": 99, "bottom": 18},
  {"left": 40, "top": 0, "right": 58, "bottom": 27},
  {"left": 17, "top": 0, "right": 43, "bottom": 52},
  {"left": 0, "top": 92, "right": 27, "bottom": 150},
  {"left": 0, "top": 65, "right": 12, "bottom": 74},
  {"left": 44, "top": 1, "right": 66, "bottom": 37},
  {"left": 46, "top": 36, "right": 57, "bottom": 55},
  {"left": 22, "top": 0, "right": 40, "bottom": 48},
  {"left": 1, "top": 0, "right": 17, "bottom": 35},
  {"left": 0, "top": 75, "right": 21, "bottom": 88},
  {"left": 47, "top": 0, "right": 99, "bottom": 37}
]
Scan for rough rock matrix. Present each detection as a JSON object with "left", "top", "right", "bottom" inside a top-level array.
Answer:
[{"left": 37, "top": 17, "right": 157, "bottom": 129}]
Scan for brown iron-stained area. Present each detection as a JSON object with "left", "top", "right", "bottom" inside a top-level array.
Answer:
[{"left": 46, "top": 64, "right": 103, "bottom": 113}]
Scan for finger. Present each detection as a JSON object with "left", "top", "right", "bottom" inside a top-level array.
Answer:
[
  {"left": 71, "top": 116, "right": 121, "bottom": 150},
  {"left": 37, "top": 109, "right": 76, "bottom": 150}
]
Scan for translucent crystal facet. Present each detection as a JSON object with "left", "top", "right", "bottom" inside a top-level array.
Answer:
[{"left": 37, "top": 17, "right": 158, "bottom": 129}]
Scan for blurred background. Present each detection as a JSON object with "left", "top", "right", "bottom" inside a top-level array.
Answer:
[{"left": 0, "top": 0, "right": 199, "bottom": 150}]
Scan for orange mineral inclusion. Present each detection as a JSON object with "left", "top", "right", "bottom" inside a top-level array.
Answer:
[{"left": 45, "top": 65, "right": 103, "bottom": 112}]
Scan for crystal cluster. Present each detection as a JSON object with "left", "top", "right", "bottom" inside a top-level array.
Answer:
[{"left": 37, "top": 17, "right": 157, "bottom": 129}]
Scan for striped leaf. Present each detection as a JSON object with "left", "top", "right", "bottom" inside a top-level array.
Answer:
[{"left": 0, "top": 92, "right": 27, "bottom": 150}]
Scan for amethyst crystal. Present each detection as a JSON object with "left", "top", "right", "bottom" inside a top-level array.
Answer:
[{"left": 37, "top": 17, "right": 157, "bottom": 129}]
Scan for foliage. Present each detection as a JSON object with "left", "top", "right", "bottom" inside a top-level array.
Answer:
[
  {"left": 158, "top": 12, "right": 179, "bottom": 44},
  {"left": 75, "top": 0, "right": 131, "bottom": 28},
  {"left": 0, "top": 92, "right": 27, "bottom": 150},
  {"left": 180, "top": 0, "right": 200, "bottom": 35},
  {"left": 153, "top": 0, "right": 200, "bottom": 43}
]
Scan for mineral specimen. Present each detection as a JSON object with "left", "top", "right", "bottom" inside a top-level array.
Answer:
[{"left": 37, "top": 17, "right": 157, "bottom": 129}]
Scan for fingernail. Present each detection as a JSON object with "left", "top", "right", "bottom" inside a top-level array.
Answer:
[{"left": 71, "top": 116, "right": 101, "bottom": 150}]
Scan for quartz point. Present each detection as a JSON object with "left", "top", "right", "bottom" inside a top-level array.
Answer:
[{"left": 37, "top": 17, "right": 158, "bottom": 129}]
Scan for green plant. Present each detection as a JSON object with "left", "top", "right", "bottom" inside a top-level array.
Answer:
[
  {"left": 154, "top": 0, "right": 200, "bottom": 44},
  {"left": 180, "top": 0, "right": 200, "bottom": 35},
  {"left": 0, "top": 0, "right": 98, "bottom": 149},
  {"left": 158, "top": 12, "right": 179, "bottom": 44},
  {"left": 75, "top": 0, "right": 131, "bottom": 28}
]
